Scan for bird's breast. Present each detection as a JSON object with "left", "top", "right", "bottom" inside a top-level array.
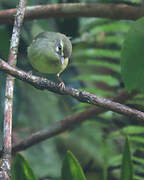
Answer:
[{"left": 58, "top": 57, "right": 68, "bottom": 74}]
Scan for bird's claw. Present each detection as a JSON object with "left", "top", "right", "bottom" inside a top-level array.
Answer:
[
  {"left": 28, "top": 71, "right": 33, "bottom": 76},
  {"left": 26, "top": 71, "right": 33, "bottom": 80},
  {"left": 58, "top": 82, "right": 65, "bottom": 90}
]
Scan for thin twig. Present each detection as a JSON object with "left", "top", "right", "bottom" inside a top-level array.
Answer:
[
  {"left": 12, "top": 90, "right": 137, "bottom": 153},
  {"left": 0, "top": 3, "right": 143, "bottom": 25},
  {"left": 0, "top": 58, "right": 143, "bottom": 120},
  {"left": 0, "top": 0, "right": 27, "bottom": 179}
]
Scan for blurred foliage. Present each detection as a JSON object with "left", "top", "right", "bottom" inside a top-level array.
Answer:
[
  {"left": 62, "top": 151, "right": 86, "bottom": 180},
  {"left": 121, "top": 17, "right": 144, "bottom": 93},
  {"left": 120, "top": 137, "right": 133, "bottom": 180},
  {"left": 0, "top": 0, "right": 144, "bottom": 180},
  {"left": 12, "top": 153, "right": 37, "bottom": 180}
]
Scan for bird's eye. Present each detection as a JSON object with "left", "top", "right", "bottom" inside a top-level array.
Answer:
[
  {"left": 56, "top": 43, "right": 63, "bottom": 55},
  {"left": 58, "top": 45, "right": 62, "bottom": 51}
]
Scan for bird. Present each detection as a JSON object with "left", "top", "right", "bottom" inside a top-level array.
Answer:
[{"left": 27, "top": 31, "right": 72, "bottom": 87}]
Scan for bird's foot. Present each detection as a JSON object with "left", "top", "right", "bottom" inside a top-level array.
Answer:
[
  {"left": 26, "top": 71, "right": 33, "bottom": 79},
  {"left": 28, "top": 70, "right": 33, "bottom": 75},
  {"left": 58, "top": 82, "right": 65, "bottom": 90},
  {"left": 56, "top": 74, "right": 65, "bottom": 90}
]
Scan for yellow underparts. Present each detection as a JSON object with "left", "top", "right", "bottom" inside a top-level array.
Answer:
[{"left": 57, "top": 57, "right": 69, "bottom": 76}]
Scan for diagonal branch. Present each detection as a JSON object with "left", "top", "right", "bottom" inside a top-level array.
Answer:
[
  {"left": 0, "top": 58, "right": 143, "bottom": 121},
  {"left": 0, "top": 0, "right": 27, "bottom": 179},
  {"left": 0, "top": 3, "right": 143, "bottom": 25},
  {"left": 12, "top": 90, "right": 137, "bottom": 153}
]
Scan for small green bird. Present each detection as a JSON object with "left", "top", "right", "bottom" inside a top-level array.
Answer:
[{"left": 27, "top": 31, "right": 72, "bottom": 86}]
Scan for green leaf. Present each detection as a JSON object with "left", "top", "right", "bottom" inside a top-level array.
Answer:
[
  {"left": 121, "top": 17, "right": 144, "bottom": 92},
  {"left": 134, "top": 175, "right": 144, "bottom": 180},
  {"left": 62, "top": 151, "right": 86, "bottom": 180},
  {"left": 133, "top": 156, "right": 144, "bottom": 165},
  {"left": 0, "top": 26, "right": 10, "bottom": 59},
  {"left": 74, "top": 74, "right": 119, "bottom": 86},
  {"left": 120, "top": 137, "right": 134, "bottom": 180},
  {"left": 12, "top": 153, "right": 37, "bottom": 180},
  {"left": 91, "top": 22, "right": 130, "bottom": 34},
  {"left": 122, "top": 126, "right": 144, "bottom": 135},
  {"left": 129, "top": 136, "right": 144, "bottom": 144},
  {"left": 75, "top": 48, "right": 120, "bottom": 59}
]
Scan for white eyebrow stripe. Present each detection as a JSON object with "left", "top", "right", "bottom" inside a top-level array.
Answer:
[
  {"left": 59, "top": 40, "right": 64, "bottom": 56},
  {"left": 56, "top": 46, "right": 59, "bottom": 52},
  {"left": 55, "top": 43, "right": 64, "bottom": 57},
  {"left": 60, "top": 40, "right": 63, "bottom": 50}
]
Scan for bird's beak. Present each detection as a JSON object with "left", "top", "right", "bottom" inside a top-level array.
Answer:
[{"left": 60, "top": 56, "right": 64, "bottom": 65}]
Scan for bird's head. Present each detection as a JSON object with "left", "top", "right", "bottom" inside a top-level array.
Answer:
[
  {"left": 54, "top": 33, "right": 72, "bottom": 65},
  {"left": 28, "top": 32, "right": 72, "bottom": 74}
]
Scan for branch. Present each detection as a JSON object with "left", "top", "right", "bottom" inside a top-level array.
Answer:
[
  {"left": 0, "top": 58, "right": 143, "bottom": 120},
  {"left": 12, "top": 90, "right": 137, "bottom": 153},
  {"left": 0, "top": 3, "right": 143, "bottom": 25},
  {"left": 0, "top": 0, "right": 27, "bottom": 179}
]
